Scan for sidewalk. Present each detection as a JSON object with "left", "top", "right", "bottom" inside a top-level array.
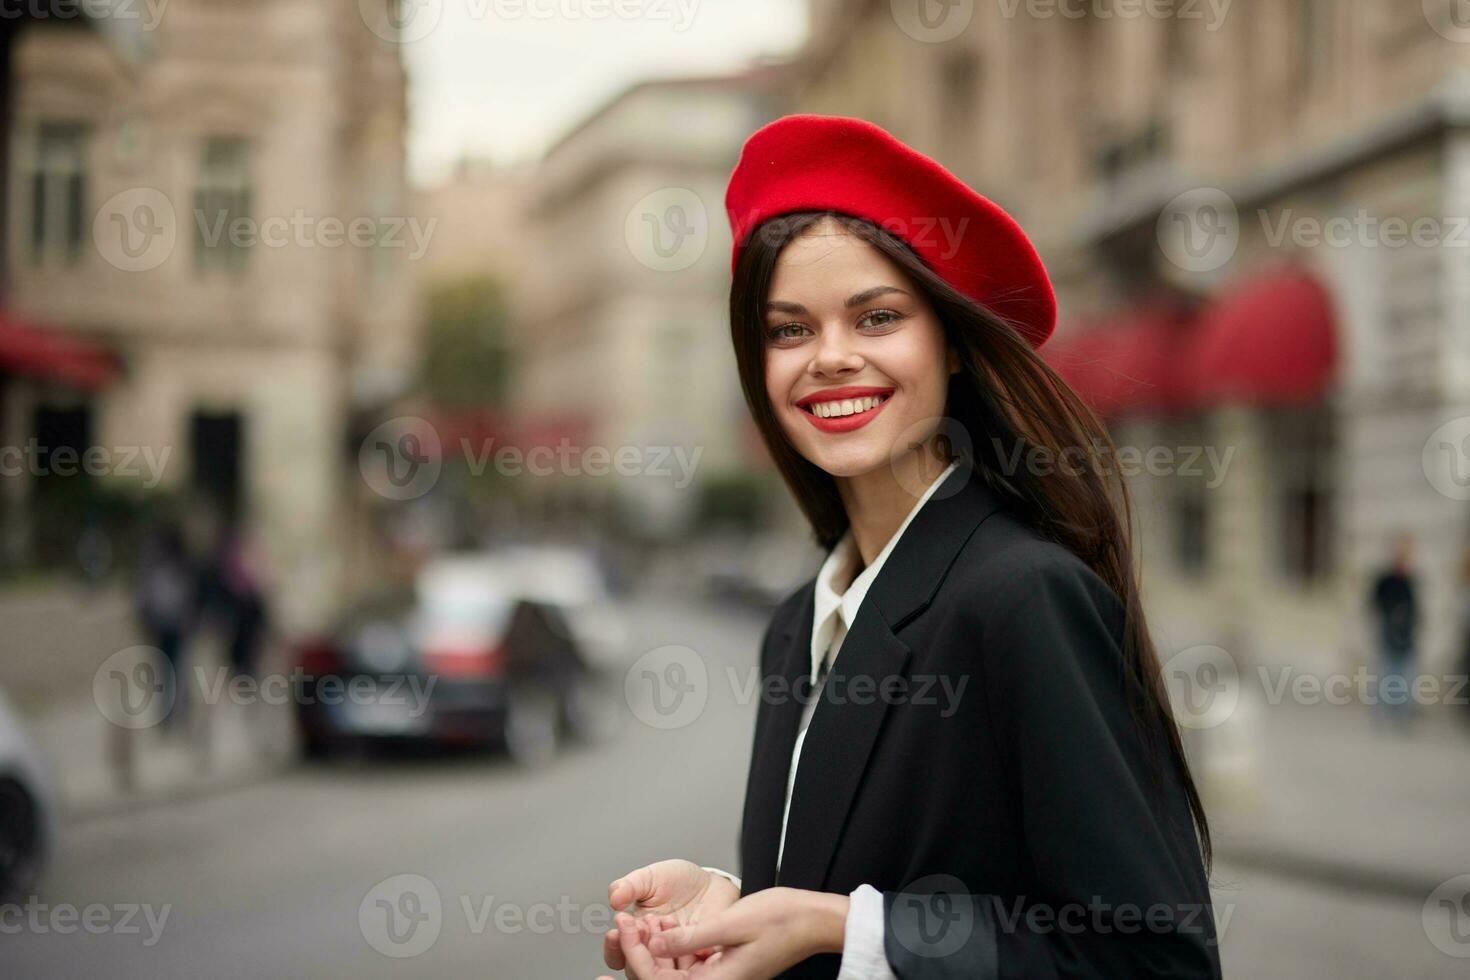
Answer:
[
  {"left": 1203, "top": 694, "right": 1470, "bottom": 896},
  {"left": 0, "top": 581, "right": 137, "bottom": 713},
  {"left": 26, "top": 683, "right": 296, "bottom": 820},
  {"left": 2, "top": 580, "right": 295, "bottom": 819}
]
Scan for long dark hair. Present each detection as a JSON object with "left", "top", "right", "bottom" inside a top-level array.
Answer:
[{"left": 729, "top": 209, "right": 1211, "bottom": 869}]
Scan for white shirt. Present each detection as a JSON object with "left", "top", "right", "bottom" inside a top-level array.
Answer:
[{"left": 706, "top": 459, "right": 960, "bottom": 980}]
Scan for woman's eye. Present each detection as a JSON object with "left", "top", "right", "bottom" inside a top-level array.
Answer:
[
  {"left": 860, "top": 309, "right": 904, "bottom": 329},
  {"left": 767, "top": 323, "right": 809, "bottom": 342}
]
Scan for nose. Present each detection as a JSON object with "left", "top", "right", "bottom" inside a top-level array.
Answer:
[{"left": 807, "top": 325, "right": 864, "bottom": 379}]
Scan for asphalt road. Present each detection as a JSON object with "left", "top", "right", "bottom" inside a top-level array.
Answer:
[
  {"left": 5, "top": 595, "right": 765, "bottom": 979},
  {"left": 3, "top": 595, "right": 1462, "bottom": 979}
]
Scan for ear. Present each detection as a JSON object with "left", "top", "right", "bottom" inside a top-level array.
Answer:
[{"left": 947, "top": 347, "right": 961, "bottom": 375}]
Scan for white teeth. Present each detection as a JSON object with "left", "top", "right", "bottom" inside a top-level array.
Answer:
[{"left": 807, "top": 394, "right": 888, "bottom": 418}]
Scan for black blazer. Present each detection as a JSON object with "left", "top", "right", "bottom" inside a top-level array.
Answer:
[{"left": 737, "top": 462, "right": 1222, "bottom": 979}]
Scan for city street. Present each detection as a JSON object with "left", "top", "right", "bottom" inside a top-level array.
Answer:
[
  {"left": 5, "top": 5, "right": 1470, "bottom": 979},
  {"left": 2, "top": 594, "right": 1463, "bottom": 978}
]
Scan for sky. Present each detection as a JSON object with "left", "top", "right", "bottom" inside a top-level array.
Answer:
[{"left": 397, "top": 0, "right": 810, "bottom": 186}]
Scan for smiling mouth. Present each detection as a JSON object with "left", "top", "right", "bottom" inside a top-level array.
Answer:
[{"left": 800, "top": 393, "right": 891, "bottom": 419}]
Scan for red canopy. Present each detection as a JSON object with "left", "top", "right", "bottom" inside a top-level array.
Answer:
[
  {"left": 1044, "top": 307, "right": 1192, "bottom": 418},
  {"left": 0, "top": 311, "right": 119, "bottom": 389},
  {"left": 1047, "top": 269, "right": 1338, "bottom": 417},
  {"left": 1183, "top": 268, "right": 1337, "bottom": 406}
]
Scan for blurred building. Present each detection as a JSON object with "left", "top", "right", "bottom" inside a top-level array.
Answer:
[
  {"left": 1, "top": 0, "right": 418, "bottom": 629},
  {"left": 514, "top": 67, "right": 787, "bottom": 539},
  {"left": 789, "top": 1, "right": 1470, "bottom": 672},
  {"left": 415, "top": 157, "right": 532, "bottom": 292}
]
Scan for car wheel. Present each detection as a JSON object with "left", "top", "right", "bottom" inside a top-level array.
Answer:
[
  {"left": 0, "top": 778, "right": 42, "bottom": 902},
  {"left": 563, "top": 673, "right": 621, "bottom": 744},
  {"left": 504, "top": 688, "right": 559, "bottom": 769},
  {"left": 301, "top": 729, "right": 367, "bottom": 763}
]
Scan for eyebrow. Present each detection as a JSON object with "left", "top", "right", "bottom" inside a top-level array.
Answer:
[{"left": 763, "top": 285, "right": 911, "bottom": 315}]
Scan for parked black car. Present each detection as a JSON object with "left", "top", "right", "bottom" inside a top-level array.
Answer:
[{"left": 293, "top": 551, "right": 622, "bottom": 766}]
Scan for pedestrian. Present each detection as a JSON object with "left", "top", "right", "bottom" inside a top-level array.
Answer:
[
  {"left": 1368, "top": 534, "right": 1419, "bottom": 730},
  {"left": 600, "top": 115, "right": 1219, "bottom": 980},
  {"left": 218, "top": 530, "right": 270, "bottom": 682},
  {"left": 135, "top": 520, "right": 195, "bottom": 730}
]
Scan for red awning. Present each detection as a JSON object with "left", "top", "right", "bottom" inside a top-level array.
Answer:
[
  {"left": 1043, "top": 308, "right": 1192, "bottom": 418},
  {"left": 1183, "top": 268, "right": 1337, "bottom": 406},
  {"left": 0, "top": 311, "right": 119, "bottom": 389}
]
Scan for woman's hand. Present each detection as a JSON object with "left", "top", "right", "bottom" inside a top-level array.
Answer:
[
  {"left": 598, "top": 887, "right": 849, "bottom": 980},
  {"left": 600, "top": 912, "right": 714, "bottom": 980},
  {"left": 602, "top": 860, "right": 740, "bottom": 974}
]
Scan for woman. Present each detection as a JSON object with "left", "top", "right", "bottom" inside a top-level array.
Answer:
[{"left": 599, "top": 115, "right": 1219, "bottom": 980}]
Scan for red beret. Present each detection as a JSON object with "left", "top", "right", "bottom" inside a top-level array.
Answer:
[{"left": 725, "top": 114, "right": 1056, "bottom": 348}]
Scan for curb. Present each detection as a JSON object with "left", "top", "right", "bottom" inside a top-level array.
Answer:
[{"left": 1214, "top": 840, "right": 1450, "bottom": 901}]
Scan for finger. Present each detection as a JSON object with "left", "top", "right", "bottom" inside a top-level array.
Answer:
[
  {"left": 603, "top": 927, "right": 626, "bottom": 971},
  {"left": 650, "top": 917, "right": 730, "bottom": 959},
  {"left": 617, "top": 912, "right": 662, "bottom": 979},
  {"left": 660, "top": 915, "right": 695, "bottom": 971},
  {"left": 609, "top": 867, "right": 655, "bottom": 910},
  {"left": 647, "top": 915, "right": 675, "bottom": 971}
]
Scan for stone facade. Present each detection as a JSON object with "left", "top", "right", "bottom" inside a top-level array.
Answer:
[
  {"left": 513, "top": 70, "right": 786, "bottom": 537},
  {"left": 3, "top": 0, "right": 417, "bottom": 629},
  {"left": 787, "top": 0, "right": 1470, "bottom": 673}
]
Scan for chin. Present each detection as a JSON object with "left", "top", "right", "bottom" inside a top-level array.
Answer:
[{"left": 793, "top": 437, "right": 893, "bottom": 479}]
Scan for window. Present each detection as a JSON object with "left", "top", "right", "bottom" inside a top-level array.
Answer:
[
  {"left": 29, "top": 401, "right": 95, "bottom": 567},
  {"left": 1172, "top": 480, "right": 1209, "bottom": 576},
  {"left": 190, "top": 410, "right": 244, "bottom": 520},
  {"left": 938, "top": 51, "right": 981, "bottom": 182},
  {"left": 1295, "top": 0, "right": 1333, "bottom": 97},
  {"left": 194, "top": 137, "right": 252, "bottom": 272},
  {"left": 1164, "top": 7, "right": 1188, "bottom": 82},
  {"left": 29, "top": 121, "right": 89, "bottom": 264},
  {"left": 1161, "top": 416, "right": 1212, "bottom": 577},
  {"left": 940, "top": 51, "right": 979, "bottom": 140},
  {"left": 1267, "top": 405, "right": 1335, "bottom": 584}
]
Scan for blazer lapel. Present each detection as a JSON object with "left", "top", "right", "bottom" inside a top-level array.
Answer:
[
  {"left": 739, "top": 583, "right": 814, "bottom": 896},
  {"left": 764, "top": 461, "right": 1007, "bottom": 892}
]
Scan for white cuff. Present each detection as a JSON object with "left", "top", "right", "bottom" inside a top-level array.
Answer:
[
  {"left": 836, "top": 884, "right": 897, "bottom": 980},
  {"left": 701, "top": 866, "right": 742, "bottom": 892}
]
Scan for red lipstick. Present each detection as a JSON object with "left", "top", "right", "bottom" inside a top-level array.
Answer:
[{"left": 795, "top": 386, "right": 894, "bottom": 434}]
